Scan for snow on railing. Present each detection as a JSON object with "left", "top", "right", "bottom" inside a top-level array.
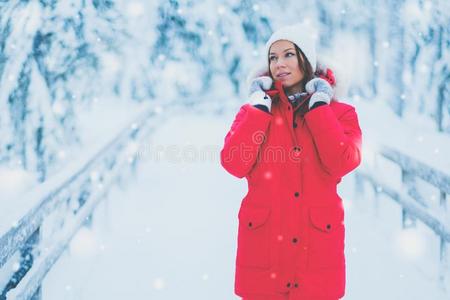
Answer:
[
  {"left": 355, "top": 145, "right": 450, "bottom": 289},
  {"left": 0, "top": 103, "right": 162, "bottom": 300}
]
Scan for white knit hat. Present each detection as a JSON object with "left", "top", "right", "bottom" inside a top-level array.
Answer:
[{"left": 264, "top": 22, "right": 318, "bottom": 72}]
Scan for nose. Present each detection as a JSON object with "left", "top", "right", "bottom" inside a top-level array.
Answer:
[
  {"left": 275, "top": 56, "right": 289, "bottom": 68},
  {"left": 274, "top": 59, "right": 287, "bottom": 70}
]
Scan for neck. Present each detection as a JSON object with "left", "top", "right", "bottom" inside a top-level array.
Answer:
[{"left": 284, "top": 82, "right": 304, "bottom": 96}]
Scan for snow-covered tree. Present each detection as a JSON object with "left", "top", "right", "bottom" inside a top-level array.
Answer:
[{"left": 0, "top": 0, "right": 449, "bottom": 181}]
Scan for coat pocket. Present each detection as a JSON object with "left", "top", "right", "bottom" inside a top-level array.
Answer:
[
  {"left": 236, "top": 206, "right": 271, "bottom": 269},
  {"left": 307, "top": 205, "right": 345, "bottom": 270}
]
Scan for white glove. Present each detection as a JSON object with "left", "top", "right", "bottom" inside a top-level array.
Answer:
[
  {"left": 249, "top": 76, "right": 273, "bottom": 111},
  {"left": 305, "top": 78, "right": 333, "bottom": 109}
]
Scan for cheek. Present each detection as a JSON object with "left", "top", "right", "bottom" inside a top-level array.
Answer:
[
  {"left": 291, "top": 64, "right": 303, "bottom": 80},
  {"left": 269, "top": 63, "right": 276, "bottom": 76}
]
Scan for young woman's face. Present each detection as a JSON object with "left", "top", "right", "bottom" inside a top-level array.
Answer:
[{"left": 269, "top": 40, "right": 304, "bottom": 88}]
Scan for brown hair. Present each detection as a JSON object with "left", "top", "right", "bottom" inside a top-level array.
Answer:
[{"left": 295, "top": 45, "right": 315, "bottom": 90}]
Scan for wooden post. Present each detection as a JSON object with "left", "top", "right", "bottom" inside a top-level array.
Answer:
[
  {"left": 373, "top": 183, "right": 381, "bottom": 218},
  {"left": 353, "top": 173, "right": 365, "bottom": 212},
  {"left": 30, "top": 287, "right": 41, "bottom": 300},
  {"left": 401, "top": 208, "right": 416, "bottom": 229},
  {"left": 401, "top": 170, "right": 417, "bottom": 228},
  {"left": 439, "top": 237, "right": 449, "bottom": 290},
  {"left": 354, "top": 172, "right": 364, "bottom": 196},
  {"left": 440, "top": 191, "right": 447, "bottom": 212},
  {"left": 1, "top": 228, "right": 41, "bottom": 300},
  {"left": 84, "top": 213, "right": 93, "bottom": 228}
]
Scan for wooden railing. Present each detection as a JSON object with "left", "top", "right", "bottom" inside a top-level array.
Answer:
[
  {"left": 0, "top": 103, "right": 161, "bottom": 300},
  {"left": 355, "top": 145, "right": 450, "bottom": 288}
]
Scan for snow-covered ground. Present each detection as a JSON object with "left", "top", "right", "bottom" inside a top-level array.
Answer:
[{"left": 40, "top": 103, "right": 449, "bottom": 300}]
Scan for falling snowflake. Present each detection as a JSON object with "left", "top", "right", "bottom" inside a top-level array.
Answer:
[
  {"left": 57, "top": 150, "right": 66, "bottom": 160},
  {"left": 69, "top": 227, "right": 99, "bottom": 258},
  {"left": 394, "top": 229, "right": 425, "bottom": 260},
  {"left": 126, "top": 2, "right": 144, "bottom": 17},
  {"left": 90, "top": 171, "right": 100, "bottom": 182},
  {"left": 220, "top": 36, "right": 229, "bottom": 44},
  {"left": 275, "top": 117, "right": 283, "bottom": 125},
  {"left": 157, "top": 54, "right": 166, "bottom": 62},
  {"left": 217, "top": 5, "right": 226, "bottom": 15},
  {"left": 12, "top": 261, "right": 20, "bottom": 272},
  {"left": 52, "top": 101, "right": 66, "bottom": 116},
  {"left": 154, "top": 105, "right": 164, "bottom": 114},
  {"left": 153, "top": 278, "right": 165, "bottom": 290}
]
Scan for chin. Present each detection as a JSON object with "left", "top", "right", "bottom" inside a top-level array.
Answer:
[
  {"left": 281, "top": 79, "right": 302, "bottom": 89},
  {"left": 281, "top": 81, "right": 295, "bottom": 88}
]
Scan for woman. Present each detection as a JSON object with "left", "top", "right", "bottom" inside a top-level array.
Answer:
[{"left": 220, "top": 23, "right": 362, "bottom": 300}]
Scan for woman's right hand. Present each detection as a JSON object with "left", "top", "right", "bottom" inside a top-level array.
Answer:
[{"left": 248, "top": 76, "right": 273, "bottom": 112}]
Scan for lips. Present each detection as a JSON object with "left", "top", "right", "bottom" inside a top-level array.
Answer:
[{"left": 277, "top": 72, "right": 290, "bottom": 78}]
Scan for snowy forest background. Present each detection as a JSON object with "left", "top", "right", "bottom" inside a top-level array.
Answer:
[
  {"left": 0, "top": 0, "right": 449, "bottom": 299},
  {"left": 0, "top": 0, "right": 449, "bottom": 185}
]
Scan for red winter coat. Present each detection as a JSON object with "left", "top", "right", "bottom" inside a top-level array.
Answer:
[{"left": 220, "top": 80, "right": 362, "bottom": 299}]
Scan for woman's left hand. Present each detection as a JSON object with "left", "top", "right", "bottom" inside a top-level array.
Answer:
[{"left": 305, "top": 78, "right": 334, "bottom": 109}]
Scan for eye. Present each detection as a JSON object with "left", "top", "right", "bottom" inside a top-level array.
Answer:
[
  {"left": 286, "top": 52, "right": 295, "bottom": 57},
  {"left": 269, "top": 55, "right": 277, "bottom": 62}
]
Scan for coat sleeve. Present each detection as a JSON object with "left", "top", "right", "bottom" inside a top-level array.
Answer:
[
  {"left": 220, "top": 104, "right": 272, "bottom": 178},
  {"left": 304, "top": 104, "right": 362, "bottom": 179}
]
